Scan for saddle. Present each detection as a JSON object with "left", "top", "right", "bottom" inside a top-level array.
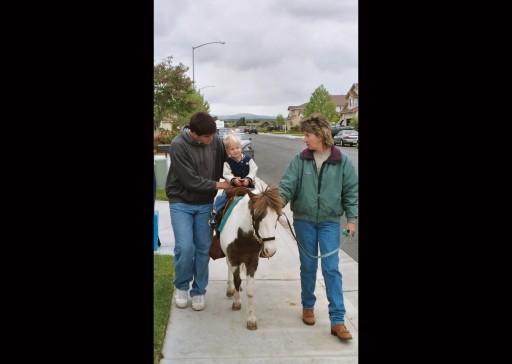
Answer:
[{"left": 209, "top": 187, "right": 252, "bottom": 260}]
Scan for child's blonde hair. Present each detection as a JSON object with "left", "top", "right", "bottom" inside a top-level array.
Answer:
[{"left": 223, "top": 133, "right": 241, "bottom": 148}]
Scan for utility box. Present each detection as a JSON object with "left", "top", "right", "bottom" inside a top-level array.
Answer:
[
  {"left": 154, "top": 159, "right": 168, "bottom": 188},
  {"left": 154, "top": 210, "right": 159, "bottom": 251}
]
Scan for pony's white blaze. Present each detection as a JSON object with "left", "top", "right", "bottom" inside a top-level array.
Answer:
[{"left": 258, "top": 209, "right": 279, "bottom": 258}]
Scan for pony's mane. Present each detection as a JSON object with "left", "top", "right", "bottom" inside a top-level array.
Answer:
[{"left": 250, "top": 186, "right": 283, "bottom": 219}]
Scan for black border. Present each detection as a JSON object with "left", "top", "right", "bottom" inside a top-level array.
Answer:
[
  {"left": 26, "top": 4, "right": 156, "bottom": 361},
  {"left": 358, "top": 3, "right": 446, "bottom": 358},
  {"left": 357, "top": 3, "right": 484, "bottom": 358}
]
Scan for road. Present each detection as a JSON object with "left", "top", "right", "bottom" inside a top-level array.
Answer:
[{"left": 250, "top": 133, "right": 359, "bottom": 262}]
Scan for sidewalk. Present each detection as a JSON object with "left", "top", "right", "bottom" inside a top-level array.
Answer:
[{"left": 154, "top": 176, "right": 359, "bottom": 363}]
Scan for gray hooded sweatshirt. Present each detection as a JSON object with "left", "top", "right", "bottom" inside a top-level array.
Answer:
[{"left": 165, "top": 126, "right": 227, "bottom": 205}]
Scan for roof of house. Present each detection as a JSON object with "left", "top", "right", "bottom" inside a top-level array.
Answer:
[
  {"left": 331, "top": 95, "right": 347, "bottom": 107},
  {"left": 287, "top": 94, "right": 350, "bottom": 111},
  {"left": 346, "top": 83, "right": 358, "bottom": 98},
  {"left": 340, "top": 106, "right": 359, "bottom": 114},
  {"left": 287, "top": 102, "right": 308, "bottom": 110}
]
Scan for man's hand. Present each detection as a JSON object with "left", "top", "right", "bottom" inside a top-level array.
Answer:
[{"left": 217, "top": 180, "right": 232, "bottom": 189}]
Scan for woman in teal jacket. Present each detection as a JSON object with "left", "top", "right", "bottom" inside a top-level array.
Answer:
[{"left": 279, "top": 114, "right": 358, "bottom": 341}]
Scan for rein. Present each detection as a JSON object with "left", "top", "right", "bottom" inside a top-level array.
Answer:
[{"left": 281, "top": 212, "right": 349, "bottom": 259}]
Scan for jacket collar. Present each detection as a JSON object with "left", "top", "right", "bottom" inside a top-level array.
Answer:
[{"left": 300, "top": 146, "right": 342, "bottom": 163}]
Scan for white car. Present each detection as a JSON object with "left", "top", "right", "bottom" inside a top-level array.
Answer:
[
  {"left": 217, "top": 128, "right": 255, "bottom": 159},
  {"left": 334, "top": 130, "right": 358, "bottom": 147}
]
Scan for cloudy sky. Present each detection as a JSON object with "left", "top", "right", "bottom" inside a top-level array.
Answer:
[{"left": 154, "top": 0, "right": 358, "bottom": 117}]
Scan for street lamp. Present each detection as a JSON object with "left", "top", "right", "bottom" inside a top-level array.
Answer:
[
  {"left": 192, "top": 41, "right": 226, "bottom": 87},
  {"left": 198, "top": 85, "right": 215, "bottom": 94}
]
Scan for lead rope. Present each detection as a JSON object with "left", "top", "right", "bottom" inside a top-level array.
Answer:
[{"left": 281, "top": 212, "right": 351, "bottom": 259}]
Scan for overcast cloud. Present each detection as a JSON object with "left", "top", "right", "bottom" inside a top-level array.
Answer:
[{"left": 154, "top": 0, "right": 358, "bottom": 117}]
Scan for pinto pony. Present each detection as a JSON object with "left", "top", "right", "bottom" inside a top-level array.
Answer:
[{"left": 218, "top": 186, "right": 283, "bottom": 330}]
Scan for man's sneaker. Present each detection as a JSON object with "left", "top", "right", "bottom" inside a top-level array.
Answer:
[
  {"left": 191, "top": 295, "right": 206, "bottom": 311},
  {"left": 174, "top": 288, "right": 188, "bottom": 308},
  {"left": 208, "top": 211, "right": 218, "bottom": 228}
]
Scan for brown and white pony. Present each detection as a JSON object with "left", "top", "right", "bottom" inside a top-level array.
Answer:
[{"left": 219, "top": 186, "right": 283, "bottom": 330}]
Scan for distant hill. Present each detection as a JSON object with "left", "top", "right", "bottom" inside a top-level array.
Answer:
[{"left": 215, "top": 113, "right": 275, "bottom": 120}]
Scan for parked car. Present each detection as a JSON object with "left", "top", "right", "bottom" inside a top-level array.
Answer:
[
  {"left": 217, "top": 128, "right": 255, "bottom": 159},
  {"left": 330, "top": 125, "right": 354, "bottom": 137},
  {"left": 244, "top": 126, "right": 258, "bottom": 134},
  {"left": 333, "top": 129, "right": 358, "bottom": 147}
]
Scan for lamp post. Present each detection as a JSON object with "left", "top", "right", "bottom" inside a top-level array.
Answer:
[
  {"left": 192, "top": 41, "right": 225, "bottom": 87},
  {"left": 198, "top": 85, "right": 215, "bottom": 94}
]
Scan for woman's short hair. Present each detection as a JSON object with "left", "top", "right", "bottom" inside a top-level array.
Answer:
[{"left": 300, "top": 114, "right": 334, "bottom": 148}]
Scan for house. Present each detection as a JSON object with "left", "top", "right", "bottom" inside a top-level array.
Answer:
[
  {"left": 154, "top": 115, "right": 176, "bottom": 140},
  {"left": 256, "top": 121, "right": 271, "bottom": 129},
  {"left": 160, "top": 115, "right": 176, "bottom": 131},
  {"left": 339, "top": 83, "right": 358, "bottom": 127},
  {"left": 286, "top": 102, "right": 307, "bottom": 127},
  {"left": 286, "top": 83, "right": 358, "bottom": 127},
  {"left": 331, "top": 95, "right": 348, "bottom": 115},
  {"left": 287, "top": 95, "right": 346, "bottom": 127}
]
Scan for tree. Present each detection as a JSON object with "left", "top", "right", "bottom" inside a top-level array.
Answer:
[
  {"left": 176, "top": 91, "right": 211, "bottom": 127},
  {"left": 275, "top": 113, "right": 285, "bottom": 130},
  {"left": 303, "top": 85, "right": 339, "bottom": 123},
  {"left": 153, "top": 56, "right": 194, "bottom": 130},
  {"left": 351, "top": 114, "right": 359, "bottom": 130}
]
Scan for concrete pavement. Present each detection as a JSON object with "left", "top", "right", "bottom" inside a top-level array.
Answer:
[{"left": 154, "top": 167, "right": 359, "bottom": 363}]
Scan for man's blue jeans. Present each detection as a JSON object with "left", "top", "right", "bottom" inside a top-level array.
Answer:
[
  {"left": 170, "top": 202, "right": 213, "bottom": 297},
  {"left": 293, "top": 219, "right": 346, "bottom": 326}
]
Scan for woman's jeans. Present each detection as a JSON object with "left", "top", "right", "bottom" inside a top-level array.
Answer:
[
  {"left": 293, "top": 219, "right": 346, "bottom": 326},
  {"left": 170, "top": 202, "right": 213, "bottom": 297}
]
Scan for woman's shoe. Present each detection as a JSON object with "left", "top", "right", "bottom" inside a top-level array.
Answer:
[
  {"left": 302, "top": 309, "right": 315, "bottom": 325},
  {"left": 330, "top": 323, "right": 353, "bottom": 340}
]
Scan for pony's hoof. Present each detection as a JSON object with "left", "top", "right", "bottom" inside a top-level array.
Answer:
[
  {"left": 226, "top": 290, "right": 234, "bottom": 298},
  {"left": 247, "top": 322, "right": 257, "bottom": 330},
  {"left": 232, "top": 302, "right": 241, "bottom": 310}
]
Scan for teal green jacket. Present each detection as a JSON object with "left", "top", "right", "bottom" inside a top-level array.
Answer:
[{"left": 279, "top": 146, "right": 358, "bottom": 224}]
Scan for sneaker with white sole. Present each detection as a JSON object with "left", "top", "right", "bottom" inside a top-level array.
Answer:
[
  {"left": 191, "top": 295, "right": 206, "bottom": 311},
  {"left": 174, "top": 288, "right": 188, "bottom": 308},
  {"left": 208, "top": 211, "right": 218, "bottom": 228}
]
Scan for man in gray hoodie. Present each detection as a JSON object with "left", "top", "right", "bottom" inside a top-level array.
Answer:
[{"left": 165, "top": 112, "right": 231, "bottom": 311}]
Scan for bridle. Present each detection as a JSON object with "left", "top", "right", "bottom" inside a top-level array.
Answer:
[{"left": 251, "top": 215, "right": 278, "bottom": 245}]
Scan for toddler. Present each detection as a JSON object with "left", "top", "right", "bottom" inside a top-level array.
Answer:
[{"left": 209, "top": 133, "right": 258, "bottom": 227}]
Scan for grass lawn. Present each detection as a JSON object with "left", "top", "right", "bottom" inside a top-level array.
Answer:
[
  {"left": 154, "top": 254, "right": 174, "bottom": 364},
  {"left": 155, "top": 187, "right": 167, "bottom": 201}
]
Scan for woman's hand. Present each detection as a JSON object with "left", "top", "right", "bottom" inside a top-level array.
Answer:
[{"left": 345, "top": 222, "right": 356, "bottom": 237}]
